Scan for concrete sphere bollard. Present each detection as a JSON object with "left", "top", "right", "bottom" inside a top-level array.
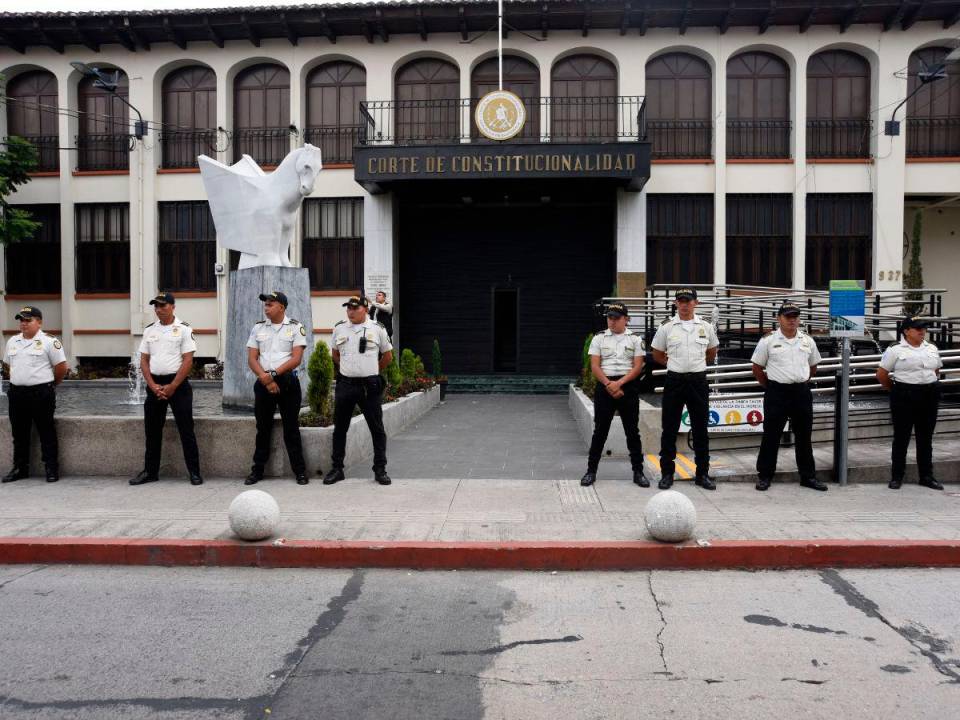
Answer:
[
  {"left": 228, "top": 490, "right": 281, "bottom": 541},
  {"left": 643, "top": 490, "right": 697, "bottom": 543}
]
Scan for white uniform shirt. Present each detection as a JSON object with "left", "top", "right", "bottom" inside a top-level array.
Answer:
[
  {"left": 651, "top": 315, "right": 720, "bottom": 373},
  {"left": 138, "top": 317, "right": 197, "bottom": 376},
  {"left": 751, "top": 329, "right": 822, "bottom": 384},
  {"left": 588, "top": 329, "right": 644, "bottom": 376},
  {"left": 879, "top": 339, "right": 941, "bottom": 385},
  {"left": 3, "top": 330, "right": 67, "bottom": 386},
  {"left": 246, "top": 316, "right": 308, "bottom": 372},
  {"left": 332, "top": 319, "right": 392, "bottom": 378}
]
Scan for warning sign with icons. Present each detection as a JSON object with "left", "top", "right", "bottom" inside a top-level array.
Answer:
[{"left": 679, "top": 398, "right": 777, "bottom": 433}]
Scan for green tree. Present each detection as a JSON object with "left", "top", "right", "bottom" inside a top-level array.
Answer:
[
  {"left": 385, "top": 350, "right": 402, "bottom": 387},
  {"left": 306, "top": 340, "right": 334, "bottom": 418},
  {"left": 0, "top": 135, "right": 40, "bottom": 246},
  {"left": 431, "top": 339, "right": 443, "bottom": 379},
  {"left": 580, "top": 333, "right": 596, "bottom": 396},
  {"left": 400, "top": 348, "right": 417, "bottom": 382},
  {"left": 904, "top": 210, "right": 925, "bottom": 315}
]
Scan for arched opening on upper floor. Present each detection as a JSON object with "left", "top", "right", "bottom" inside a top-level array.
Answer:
[
  {"left": 726, "top": 51, "right": 790, "bottom": 159},
  {"left": 160, "top": 65, "right": 217, "bottom": 170},
  {"left": 5, "top": 69, "right": 59, "bottom": 172},
  {"left": 470, "top": 54, "right": 540, "bottom": 142},
  {"left": 906, "top": 46, "right": 960, "bottom": 158},
  {"left": 550, "top": 53, "right": 618, "bottom": 142},
  {"left": 394, "top": 56, "right": 460, "bottom": 144},
  {"left": 806, "top": 49, "right": 871, "bottom": 159},
  {"left": 233, "top": 62, "right": 291, "bottom": 166},
  {"left": 77, "top": 67, "right": 130, "bottom": 172},
  {"left": 305, "top": 60, "right": 366, "bottom": 164},
  {"left": 645, "top": 52, "right": 711, "bottom": 159}
]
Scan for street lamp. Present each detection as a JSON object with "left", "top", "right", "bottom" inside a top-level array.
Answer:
[
  {"left": 885, "top": 46, "right": 960, "bottom": 136},
  {"left": 70, "top": 61, "right": 148, "bottom": 138}
]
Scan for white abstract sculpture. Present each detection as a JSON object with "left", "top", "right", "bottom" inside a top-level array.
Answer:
[
  {"left": 198, "top": 144, "right": 323, "bottom": 269},
  {"left": 643, "top": 490, "right": 697, "bottom": 543},
  {"left": 228, "top": 489, "right": 281, "bottom": 541}
]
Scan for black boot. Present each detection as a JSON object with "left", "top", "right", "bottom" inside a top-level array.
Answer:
[
  {"left": 323, "top": 468, "right": 345, "bottom": 485},
  {"left": 45, "top": 464, "right": 59, "bottom": 483},
  {"left": 189, "top": 472, "right": 204, "bottom": 486},
  {"left": 658, "top": 473, "right": 674, "bottom": 490},
  {"left": 633, "top": 469, "right": 649, "bottom": 488},
  {"left": 245, "top": 467, "right": 263, "bottom": 485},
  {"left": 756, "top": 477, "right": 771, "bottom": 491},
  {"left": 374, "top": 469, "right": 392, "bottom": 486},
  {"left": 695, "top": 474, "right": 717, "bottom": 491},
  {"left": 888, "top": 477, "right": 903, "bottom": 490},
  {"left": 2, "top": 466, "right": 28, "bottom": 483},
  {"left": 799, "top": 477, "right": 828, "bottom": 492},
  {"left": 580, "top": 470, "right": 597, "bottom": 487},
  {"left": 129, "top": 470, "right": 159, "bottom": 486},
  {"left": 296, "top": 473, "right": 309, "bottom": 485},
  {"left": 919, "top": 476, "right": 944, "bottom": 491}
]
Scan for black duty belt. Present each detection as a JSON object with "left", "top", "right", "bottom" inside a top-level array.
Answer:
[
  {"left": 338, "top": 375, "right": 379, "bottom": 384},
  {"left": 9, "top": 382, "right": 55, "bottom": 391}
]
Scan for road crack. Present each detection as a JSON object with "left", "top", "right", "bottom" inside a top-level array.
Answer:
[{"left": 647, "top": 571, "right": 669, "bottom": 674}]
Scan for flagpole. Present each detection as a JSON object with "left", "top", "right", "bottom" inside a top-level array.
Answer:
[{"left": 498, "top": 0, "right": 503, "bottom": 90}]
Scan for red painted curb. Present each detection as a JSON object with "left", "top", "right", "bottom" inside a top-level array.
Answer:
[{"left": 1, "top": 537, "right": 959, "bottom": 570}]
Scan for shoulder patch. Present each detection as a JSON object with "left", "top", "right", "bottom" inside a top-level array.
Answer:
[
  {"left": 53, "top": 339, "right": 63, "bottom": 350},
  {"left": 299, "top": 325, "right": 306, "bottom": 336}
]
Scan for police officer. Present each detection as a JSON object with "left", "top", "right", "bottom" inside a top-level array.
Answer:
[
  {"left": 129, "top": 293, "right": 203, "bottom": 486},
  {"left": 651, "top": 288, "right": 719, "bottom": 490},
  {"left": 877, "top": 315, "right": 943, "bottom": 490},
  {"left": 751, "top": 302, "right": 825, "bottom": 492},
  {"left": 580, "top": 302, "right": 647, "bottom": 487},
  {"left": 369, "top": 291, "right": 394, "bottom": 340},
  {"left": 2, "top": 306, "right": 68, "bottom": 483},
  {"left": 246, "top": 291, "right": 309, "bottom": 486},
  {"left": 323, "top": 296, "right": 394, "bottom": 486}
]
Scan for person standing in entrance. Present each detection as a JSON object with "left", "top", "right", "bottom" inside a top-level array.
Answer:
[
  {"left": 245, "top": 291, "right": 309, "bottom": 486},
  {"left": 877, "top": 315, "right": 944, "bottom": 491},
  {"left": 2, "top": 306, "right": 68, "bottom": 484},
  {"left": 580, "top": 303, "right": 647, "bottom": 487},
  {"left": 370, "top": 291, "right": 394, "bottom": 340},
  {"left": 324, "top": 296, "right": 394, "bottom": 486},
  {"left": 651, "top": 288, "right": 719, "bottom": 490},
  {"left": 130, "top": 293, "right": 203, "bottom": 486},
  {"left": 751, "top": 302, "right": 825, "bottom": 492}
]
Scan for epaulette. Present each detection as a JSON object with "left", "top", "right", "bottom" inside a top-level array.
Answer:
[
  {"left": 334, "top": 320, "right": 346, "bottom": 327},
  {"left": 375, "top": 320, "right": 385, "bottom": 329},
  {"left": 180, "top": 321, "right": 191, "bottom": 327},
  {"left": 255, "top": 320, "right": 266, "bottom": 324},
  {"left": 144, "top": 321, "right": 155, "bottom": 328},
  {"left": 659, "top": 317, "right": 671, "bottom": 326},
  {"left": 288, "top": 318, "right": 300, "bottom": 325}
]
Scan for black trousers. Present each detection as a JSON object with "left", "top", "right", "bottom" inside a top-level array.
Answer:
[
  {"left": 332, "top": 375, "right": 387, "bottom": 471},
  {"left": 660, "top": 371, "right": 710, "bottom": 477},
  {"left": 253, "top": 375, "right": 306, "bottom": 475},
  {"left": 588, "top": 376, "right": 643, "bottom": 472},
  {"left": 8, "top": 382, "right": 57, "bottom": 470},
  {"left": 756, "top": 381, "right": 815, "bottom": 480},
  {"left": 890, "top": 381, "right": 940, "bottom": 480},
  {"left": 143, "top": 375, "right": 200, "bottom": 476}
]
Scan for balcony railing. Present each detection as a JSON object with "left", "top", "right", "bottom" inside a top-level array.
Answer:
[
  {"left": 303, "top": 125, "right": 363, "bottom": 164},
  {"left": 806, "top": 118, "right": 871, "bottom": 159},
  {"left": 9, "top": 135, "right": 59, "bottom": 172},
  {"left": 159, "top": 129, "right": 219, "bottom": 169},
  {"left": 232, "top": 127, "right": 293, "bottom": 167},
  {"left": 358, "top": 96, "right": 647, "bottom": 145},
  {"left": 76, "top": 133, "right": 133, "bottom": 171},
  {"left": 907, "top": 118, "right": 960, "bottom": 158},
  {"left": 726, "top": 120, "right": 791, "bottom": 159},
  {"left": 647, "top": 120, "right": 712, "bottom": 159}
]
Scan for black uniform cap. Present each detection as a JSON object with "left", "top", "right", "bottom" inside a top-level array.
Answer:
[
  {"left": 149, "top": 292, "right": 175, "bottom": 306},
  {"left": 675, "top": 288, "right": 698, "bottom": 300},
  {"left": 342, "top": 295, "right": 368, "bottom": 309},
  {"left": 902, "top": 315, "right": 930, "bottom": 330},
  {"left": 777, "top": 302, "right": 801, "bottom": 317},
  {"left": 605, "top": 303, "right": 629, "bottom": 318},
  {"left": 259, "top": 290, "right": 289, "bottom": 307},
  {"left": 15, "top": 305, "right": 42, "bottom": 320}
]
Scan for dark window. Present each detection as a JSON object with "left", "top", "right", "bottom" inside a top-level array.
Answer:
[
  {"left": 160, "top": 66, "right": 217, "bottom": 169},
  {"left": 806, "top": 50, "right": 871, "bottom": 158},
  {"left": 5, "top": 71, "right": 59, "bottom": 171},
  {"left": 394, "top": 58, "right": 460, "bottom": 144},
  {"left": 158, "top": 202, "right": 216, "bottom": 292},
  {"left": 303, "top": 198, "right": 363, "bottom": 291},
  {"left": 726, "top": 195, "right": 792, "bottom": 287},
  {"left": 550, "top": 54, "right": 618, "bottom": 142},
  {"left": 77, "top": 70, "right": 131, "bottom": 171},
  {"left": 5, "top": 204, "right": 60, "bottom": 293},
  {"left": 726, "top": 52, "right": 790, "bottom": 159},
  {"left": 645, "top": 52, "right": 712, "bottom": 158},
  {"left": 75, "top": 203, "right": 130, "bottom": 293},
  {"left": 472, "top": 55, "right": 541, "bottom": 142},
  {"left": 305, "top": 61, "right": 366, "bottom": 164},
  {"left": 233, "top": 63, "right": 290, "bottom": 165},
  {"left": 907, "top": 47, "right": 960, "bottom": 158},
  {"left": 647, "top": 195, "right": 714, "bottom": 285},
  {"left": 805, "top": 194, "right": 872, "bottom": 289}
]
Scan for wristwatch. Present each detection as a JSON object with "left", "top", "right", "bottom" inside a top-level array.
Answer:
[{"left": 269, "top": 370, "right": 279, "bottom": 379}]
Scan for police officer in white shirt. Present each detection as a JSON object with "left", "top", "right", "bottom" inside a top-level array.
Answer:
[
  {"left": 246, "top": 291, "right": 309, "bottom": 486},
  {"left": 323, "top": 296, "right": 394, "bottom": 486},
  {"left": 751, "top": 302, "right": 825, "bottom": 492},
  {"left": 877, "top": 315, "right": 944, "bottom": 490},
  {"left": 2, "top": 306, "right": 68, "bottom": 483},
  {"left": 580, "top": 303, "right": 648, "bottom": 487},
  {"left": 650, "top": 288, "right": 720, "bottom": 490},
  {"left": 129, "top": 293, "right": 203, "bottom": 487}
]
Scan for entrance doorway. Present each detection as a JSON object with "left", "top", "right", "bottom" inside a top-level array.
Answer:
[{"left": 492, "top": 287, "right": 518, "bottom": 372}]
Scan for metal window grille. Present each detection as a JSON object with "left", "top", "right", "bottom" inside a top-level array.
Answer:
[
  {"left": 5, "top": 204, "right": 60, "bottom": 294},
  {"left": 158, "top": 201, "right": 217, "bottom": 291},
  {"left": 302, "top": 198, "right": 363, "bottom": 291},
  {"left": 75, "top": 203, "right": 130, "bottom": 293}
]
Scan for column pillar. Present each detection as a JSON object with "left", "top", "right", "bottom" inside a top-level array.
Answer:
[
  {"left": 128, "top": 60, "right": 157, "bottom": 341},
  {"left": 58, "top": 68, "right": 78, "bottom": 365},
  {"left": 713, "top": 48, "right": 728, "bottom": 286},
  {"left": 616, "top": 189, "right": 647, "bottom": 295},
  {"left": 792, "top": 50, "right": 808, "bottom": 289},
  {"left": 363, "top": 192, "right": 395, "bottom": 332}
]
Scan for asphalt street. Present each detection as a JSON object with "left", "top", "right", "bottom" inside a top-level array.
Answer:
[{"left": 0, "top": 566, "right": 957, "bottom": 719}]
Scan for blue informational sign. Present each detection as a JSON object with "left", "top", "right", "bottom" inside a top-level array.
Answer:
[{"left": 829, "top": 280, "right": 866, "bottom": 338}]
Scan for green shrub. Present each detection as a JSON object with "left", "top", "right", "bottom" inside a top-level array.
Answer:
[
  {"left": 400, "top": 348, "right": 417, "bottom": 382},
  {"left": 414, "top": 354, "right": 426, "bottom": 378},
  {"left": 579, "top": 333, "right": 597, "bottom": 397},
  {"left": 431, "top": 339, "right": 443, "bottom": 379},
  {"left": 306, "top": 340, "right": 334, "bottom": 418},
  {"left": 385, "top": 351, "right": 402, "bottom": 387}
]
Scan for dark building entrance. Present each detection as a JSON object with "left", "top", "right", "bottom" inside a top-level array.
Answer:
[{"left": 397, "top": 181, "right": 615, "bottom": 375}]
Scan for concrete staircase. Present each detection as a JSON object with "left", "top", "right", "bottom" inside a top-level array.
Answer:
[{"left": 447, "top": 375, "right": 574, "bottom": 394}]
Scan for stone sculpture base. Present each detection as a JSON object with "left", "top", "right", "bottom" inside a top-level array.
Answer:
[{"left": 223, "top": 266, "right": 313, "bottom": 410}]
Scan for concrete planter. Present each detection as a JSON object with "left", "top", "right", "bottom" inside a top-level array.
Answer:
[
  {"left": 569, "top": 384, "right": 661, "bottom": 456},
  {"left": 1, "top": 385, "right": 440, "bottom": 479}
]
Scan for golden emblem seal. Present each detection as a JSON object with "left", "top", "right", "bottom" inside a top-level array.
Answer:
[{"left": 475, "top": 90, "right": 526, "bottom": 141}]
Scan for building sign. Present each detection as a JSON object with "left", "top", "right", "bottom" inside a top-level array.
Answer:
[
  {"left": 681, "top": 397, "right": 769, "bottom": 433},
  {"left": 354, "top": 142, "right": 651, "bottom": 194},
  {"left": 365, "top": 271, "right": 392, "bottom": 300},
  {"left": 475, "top": 90, "right": 526, "bottom": 141},
  {"left": 829, "top": 280, "right": 866, "bottom": 337}
]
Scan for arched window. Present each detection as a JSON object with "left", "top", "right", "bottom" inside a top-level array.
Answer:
[
  {"left": 645, "top": 52, "right": 712, "bottom": 158},
  {"left": 550, "top": 54, "right": 617, "bottom": 141},
  {"left": 806, "top": 50, "right": 871, "bottom": 158},
  {"left": 726, "top": 52, "right": 790, "bottom": 159},
  {"left": 394, "top": 58, "right": 459, "bottom": 144},
  {"left": 233, "top": 63, "right": 290, "bottom": 165},
  {"left": 471, "top": 55, "right": 540, "bottom": 141},
  {"left": 306, "top": 61, "right": 366, "bottom": 164},
  {"left": 160, "top": 66, "right": 216, "bottom": 169},
  {"left": 907, "top": 47, "right": 960, "bottom": 158},
  {"left": 5, "top": 70, "right": 59, "bottom": 171},
  {"left": 78, "top": 69, "right": 130, "bottom": 171}
]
